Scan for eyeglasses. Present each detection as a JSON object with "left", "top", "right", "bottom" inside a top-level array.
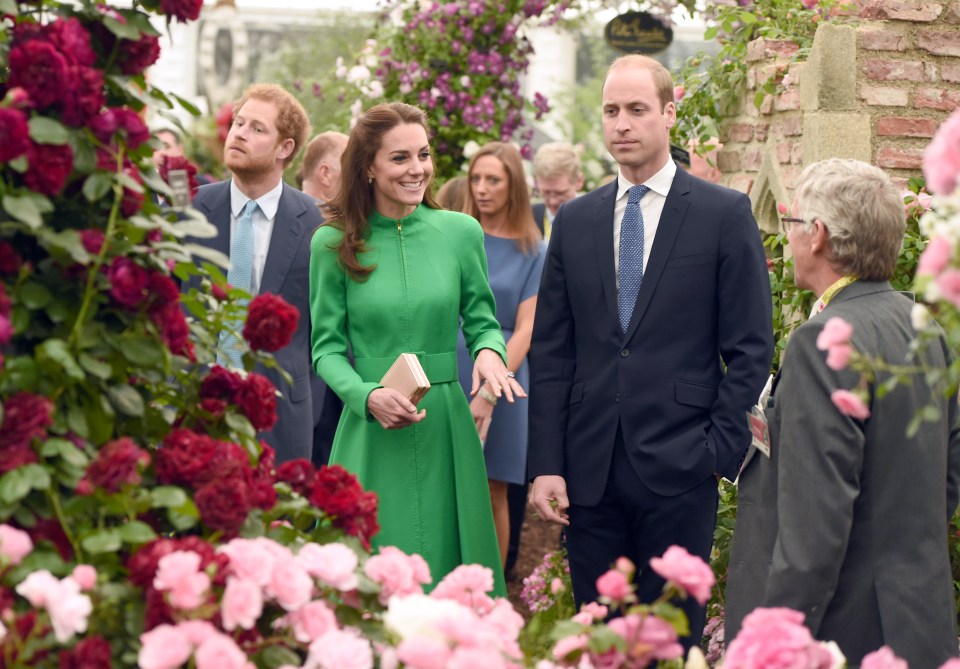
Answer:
[{"left": 780, "top": 216, "right": 807, "bottom": 234}]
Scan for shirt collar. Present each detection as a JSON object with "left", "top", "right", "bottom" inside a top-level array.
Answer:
[
  {"left": 615, "top": 160, "right": 677, "bottom": 201},
  {"left": 230, "top": 179, "right": 284, "bottom": 219}
]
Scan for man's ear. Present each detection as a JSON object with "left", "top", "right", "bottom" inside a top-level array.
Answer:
[
  {"left": 810, "top": 219, "right": 830, "bottom": 256},
  {"left": 276, "top": 138, "right": 296, "bottom": 163}
]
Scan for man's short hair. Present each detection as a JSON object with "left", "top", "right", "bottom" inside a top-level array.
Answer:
[
  {"left": 795, "top": 158, "right": 906, "bottom": 281},
  {"left": 533, "top": 142, "right": 582, "bottom": 181},
  {"left": 234, "top": 84, "right": 311, "bottom": 168},
  {"left": 604, "top": 54, "right": 674, "bottom": 112},
  {"left": 296, "top": 131, "right": 348, "bottom": 188}
]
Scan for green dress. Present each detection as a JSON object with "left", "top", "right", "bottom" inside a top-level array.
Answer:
[{"left": 309, "top": 204, "right": 507, "bottom": 596}]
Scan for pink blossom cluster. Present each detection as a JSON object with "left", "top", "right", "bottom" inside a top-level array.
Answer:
[
  {"left": 548, "top": 611, "right": 683, "bottom": 669},
  {"left": 15, "top": 569, "right": 94, "bottom": 642},
  {"left": 520, "top": 550, "right": 571, "bottom": 613},
  {"left": 723, "top": 607, "right": 837, "bottom": 669},
  {"left": 813, "top": 317, "right": 872, "bottom": 420},
  {"left": 138, "top": 620, "right": 254, "bottom": 669},
  {"left": 383, "top": 564, "right": 525, "bottom": 669}
]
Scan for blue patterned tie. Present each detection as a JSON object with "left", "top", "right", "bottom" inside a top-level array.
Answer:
[
  {"left": 218, "top": 199, "right": 258, "bottom": 368},
  {"left": 618, "top": 184, "right": 650, "bottom": 333}
]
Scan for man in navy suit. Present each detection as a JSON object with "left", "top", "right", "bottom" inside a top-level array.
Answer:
[
  {"left": 527, "top": 55, "right": 773, "bottom": 647},
  {"left": 190, "top": 84, "right": 322, "bottom": 463}
]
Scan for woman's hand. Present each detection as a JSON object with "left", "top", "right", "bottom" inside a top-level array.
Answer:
[
  {"left": 469, "top": 392, "right": 495, "bottom": 441},
  {"left": 471, "top": 348, "right": 526, "bottom": 403},
  {"left": 367, "top": 388, "right": 426, "bottom": 430}
]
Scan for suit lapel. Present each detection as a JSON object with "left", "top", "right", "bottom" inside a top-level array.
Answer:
[
  {"left": 198, "top": 180, "right": 232, "bottom": 258},
  {"left": 592, "top": 182, "right": 620, "bottom": 331},
  {"left": 260, "top": 184, "right": 308, "bottom": 296},
  {"left": 623, "top": 168, "right": 691, "bottom": 343}
]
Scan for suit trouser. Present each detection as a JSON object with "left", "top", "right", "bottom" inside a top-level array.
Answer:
[{"left": 566, "top": 426, "right": 718, "bottom": 651}]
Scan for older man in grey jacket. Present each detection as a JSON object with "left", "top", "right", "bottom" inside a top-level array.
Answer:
[{"left": 726, "top": 159, "right": 960, "bottom": 668}]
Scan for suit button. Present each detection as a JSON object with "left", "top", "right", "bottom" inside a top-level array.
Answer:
[
  {"left": 615, "top": 393, "right": 620, "bottom": 402},
  {"left": 620, "top": 349, "right": 630, "bottom": 358}
]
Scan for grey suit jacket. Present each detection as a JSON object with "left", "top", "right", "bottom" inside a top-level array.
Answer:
[
  {"left": 190, "top": 179, "right": 323, "bottom": 462},
  {"left": 726, "top": 281, "right": 960, "bottom": 668}
]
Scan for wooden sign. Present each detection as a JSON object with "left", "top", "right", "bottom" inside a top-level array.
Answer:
[{"left": 604, "top": 11, "right": 673, "bottom": 55}]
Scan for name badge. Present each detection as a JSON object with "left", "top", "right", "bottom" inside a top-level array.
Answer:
[{"left": 747, "top": 407, "right": 771, "bottom": 459}]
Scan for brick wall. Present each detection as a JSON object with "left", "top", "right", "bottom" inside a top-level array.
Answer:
[{"left": 716, "top": 0, "right": 960, "bottom": 231}]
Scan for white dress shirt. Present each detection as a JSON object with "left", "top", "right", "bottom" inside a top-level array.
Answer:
[
  {"left": 613, "top": 160, "right": 677, "bottom": 288},
  {"left": 229, "top": 179, "right": 282, "bottom": 295}
]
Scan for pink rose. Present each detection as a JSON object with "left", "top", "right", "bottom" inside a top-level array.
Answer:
[
  {"left": 919, "top": 236, "right": 953, "bottom": 277},
  {"left": 397, "top": 636, "right": 452, "bottom": 669},
  {"left": 195, "top": 633, "right": 252, "bottom": 669},
  {"left": 46, "top": 581, "right": 93, "bottom": 642},
  {"left": 595, "top": 568, "right": 632, "bottom": 601},
  {"left": 432, "top": 564, "right": 495, "bottom": 611},
  {"left": 939, "top": 659, "right": 960, "bottom": 669},
  {"left": 15, "top": 569, "right": 61, "bottom": 606},
  {"left": 938, "top": 269, "right": 960, "bottom": 308},
  {"left": 608, "top": 614, "right": 683, "bottom": 664},
  {"left": 825, "top": 343, "right": 852, "bottom": 371},
  {"left": 297, "top": 542, "right": 359, "bottom": 591},
  {"left": 220, "top": 537, "right": 280, "bottom": 586},
  {"left": 179, "top": 620, "right": 217, "bottom": 647},
  {"left": 138, "top": 624, "right": 193, "bottom": 669},
  {"left": 365, "top": 546, "right": 432, "bottom": 603},
  {"left": 308, "top": 628, "right": 373, "bottom": 669},
  {"left": 222, "top": 576, "right": 264, "bottom": 631},
  {"left": 0, "top": 524, "right": 34, "bottom": 565},
  {"left": 831, "top": 389, "right": 871, "bottom": 420},
  {"left": 550, "top": 577, "right": 565, "bottom": 594},
  {"left": 72, "top": 564, "right": 97, "bottom": 590},
  {"left": 153, "top": 550, "right": 210, "bottom": 610},
  {"left": 648, "top": 544, "right": 716, "bottom": 605},
  {"left": 815, "top": 317, "right": 853, "bottom": 351},
  {"left": 579, "top": 602, "right": 608, "bottom": 620},
  {"left": 862, "top": 647, "right": 908, "bottom": 669},
  {"left": 268, "top": 554, "right": 312, "bottom": 611},
  {"left": 673, "top": 85, "right": 685, "bottom": 101},
  {"left": 447, "top": 647, "right": 505, "bottom": 669},
  {"left": 285, "top": 600, "right": 338, "bottom": 643},
  {"left": 725, "top": 607, "right": 834, "bottom": 669},
  {"left": 553, "top": 634, "right": 588, "bottom": 661},
  {"left": 923, "top": 108, "right": 960, "bottom": 196}
]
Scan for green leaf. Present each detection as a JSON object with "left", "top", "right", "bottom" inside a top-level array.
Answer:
[
  {"left": 703, "top": 25, "right": 718, "bottom": 41},
  {"left": 738, "top": 10, "right": 758, "bottom": 24},
  {"left": 79, "top": 353, "right": 113, "bottom": 380},
  {"left": 67, "top": 404, "right": 90, "bottom": 439},
  {"left": 753, "top": 90, "right": 766, "bottom": 109},
  {"left": 0, "top": 0, "right": 17, "bottom": 15},
  {"left": 172, "top": 93, "right": 202, "bottom": 116},
  {"left": 118, "top": 334, "right": 164, "bottom": 366},
  {"left": 150, "top": 486, "right": 189, "bottom": 508},
  {"left": 20, "top": 463, "right": 50, "bottom": 489},
  {"left": 82, "top": 529, "right": 122, "bottom": 554},
  {"left": 0, "top": 468, "right": 31, "bottom": 504},
  {"left": 2, "top": 193, "right": 43, "bottom": 229},
  {"left": 117, "top": 521, "right": 158, "bottom": 544},
  {"left": 225, "top": 411, "right": 255, "bottom": 437},
  {"left": 18, "top": 281, "right": 52, "bottom": 309},
  {"left": 28, "top": 117, "right": 69, "bottom": 145},
  {"left": 103, "top": 15, "right": 141, "bottom": 40},
  {"left": 38, "top": 338, "right": 86, "bottom": 381},
  {"left": 108, "top": 384, "right": 145, "bottom": 417},
  {"left": 83, "top": 173, "right": 115, "bottom": 203},
  {"left": 260, "top": 646, "right": 302, "bottom": 669},
  {"left": 41, "top": 438, "right": 90, "bottom": 469}
]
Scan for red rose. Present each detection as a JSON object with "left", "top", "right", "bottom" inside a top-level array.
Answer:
[
  {"left": 235, "top": 373, "right": 278, "bottom": 431},
  {"left": 198, "top": 398, "right": 228, "bottom": 418},
  {"left": 80, "top": 437, "right": 150, "bottom": 493},
  {"left": 150, "top": 302, "right": 194, "bottom": 360},
  {"left": 0, "top": 391, "right": 53, "bottom": 451},
  {"left": 30, "top": 518, "right": 73, "bottom": 560},
  {"left": 158, "top": 154, "right": 200, "bottom": 199},
  {"left": 155, "top": 428, "right": 219, "bottom": 487},
  {"left": 25, "top": 141, "right": 74, "bottom": 196},
  {"left": 160, "top": 0, "right": 203, "bottom": 22},
  {"left": 107, "top": 257, "right": 149, "bottom": 309},
  {"left": 242, "top": 293, "right": 299, "bottom": 352},
  {"left": 276, "top": 459, "right": 316, "bottom": 496},
  {"left": 212, "top": 284, "right": 229, "bottom": 301},
  {"left": 0, "top": 444, "right": 39, "bottom": 474},
  {"left": 61, "top": 66, "right": 105, "bottom": 128},
  {"left": 148, "top": 271, "right": 180, "bottom": 307},
  {"left": 119, "top": 33, "right": 161, "bottom": 75},
  {"left": 7, "top": 40, "right": 70, "bottom": 109},
  {"left": 128, "top": 537, "right": 223, "bottom": 588},
  {"left": 49, "top": 18, "right": 96, "bottom": 68},
  {"left": 0, "top": 108, "right": 30, "bottom": 162},
  {"left": 0, "top": 314, "right": 12, "bottom": 345},
  {"left": 80, "top": 229, "right": 105, "bottom": 256},
  {"left": 58, "top": 634, "right": 112, "bottom": 669},
  {"left": 199, "top": 365, "right": 242, "bottom": 401},
  {"left": 90, "top": 108, "right": 150, "bottom": 150},
  {"left": 309, "top": 465, "right": 379, "bottom": 548},
  {"left": 0, "top": 241, "right": 22, "bottom": 275},
  {"left": 195, "top": 477, "right": 250, "bottom": 535}
]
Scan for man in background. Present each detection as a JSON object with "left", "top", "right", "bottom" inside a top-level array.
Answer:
[
  {"left": 189, "top": 83, "right": 322, "bottom": 463},
  {"left": 726, "top": 159, "right": 960, "bottom": 667},
  {"left": 295, "top": 130, "right": 349, "bottom": 465},
  {"left": 531, "top": 141, "right": 583, "bottom": 240}
]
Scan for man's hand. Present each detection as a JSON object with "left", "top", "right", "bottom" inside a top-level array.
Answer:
[{"left": 530, "top": 475, "right": 570, "bottom": 526}]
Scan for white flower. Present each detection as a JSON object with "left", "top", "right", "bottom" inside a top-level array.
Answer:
[
  {"left": 0, "top": 622, "right": 6, "bottom": 644},
  {"left": 350, "top": 99, "right": 363, "bottom": 119},
  {"left": 383, "top": 594, "right": 471, "bottom": 641},
  {"left": 399, "top": 82, "right": 413, "bottom": 95},
  {"left": 911, "top": 303, "right": 932, "bottom": 331},
  {"left": 463, "top": 141, "right": 481, "bottom": 160},
  {"left": 460, "top": 75, "right": 472, "bottom": 88},
  {"left": 347, "top": 65, "right": 371, "bottom": 84},
  {"left": 820, "top": 641, "right": 846, "bottom": 669},
  {"left": 367, "top": 80, "right": 385, "bottom": 99},
  {"left": 363, "top": 54, "right": 379, "bottom": 69},
  {"left": 684, "top": 647, "right": 708, "bottom": 669},
  {"left": 335, "top": 57, "right": 347, "bottom": 79}
]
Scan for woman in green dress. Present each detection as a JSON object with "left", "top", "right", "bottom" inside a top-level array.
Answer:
[{"left": 308, "top": 102, "right": 523, "bottom": 595}]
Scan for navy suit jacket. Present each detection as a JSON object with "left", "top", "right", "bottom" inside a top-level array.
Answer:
[
  {"left": 532, "top": 203, "right": 546, "bottom": 237},
  {"left": 190, "top": 179, "right": 323, "bottom": 462},
  {"left": 527, "top": 166, "right": 774, "bottom": 503}
]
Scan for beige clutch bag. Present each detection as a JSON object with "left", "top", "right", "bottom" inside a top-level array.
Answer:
[{"left": 380, "top": 353, "right": 431, "bottom": 405}]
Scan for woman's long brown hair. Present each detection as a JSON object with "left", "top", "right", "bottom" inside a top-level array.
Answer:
[{"left": 324, "top": 102, "right": 439, "bottom": 281}]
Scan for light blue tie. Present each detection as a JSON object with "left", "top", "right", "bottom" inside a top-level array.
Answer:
[
  {"left": 218, "top": 199, "right": 258, "bottom": 368},
  {"left": 618, "top": 184, "right": 650, "bottom": 333}
]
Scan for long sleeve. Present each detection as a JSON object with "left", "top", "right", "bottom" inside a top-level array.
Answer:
[
  {"left": 456, "top": 216, "right": 507, "bottom": 363},
  {"left": 308, "top": 225, "right": 379, "bottom": 419}
]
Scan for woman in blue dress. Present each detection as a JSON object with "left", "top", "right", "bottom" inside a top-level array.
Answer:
[{"left": 455, "top": 142, "right": 546, "bottom": 566}]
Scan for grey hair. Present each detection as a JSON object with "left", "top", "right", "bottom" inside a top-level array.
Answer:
[
  {"left": 794, "top": 158, "right": 905, "bottom": 281},
  {"left": 533, "top": 142, "right": 582, "bottom": 181}
]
